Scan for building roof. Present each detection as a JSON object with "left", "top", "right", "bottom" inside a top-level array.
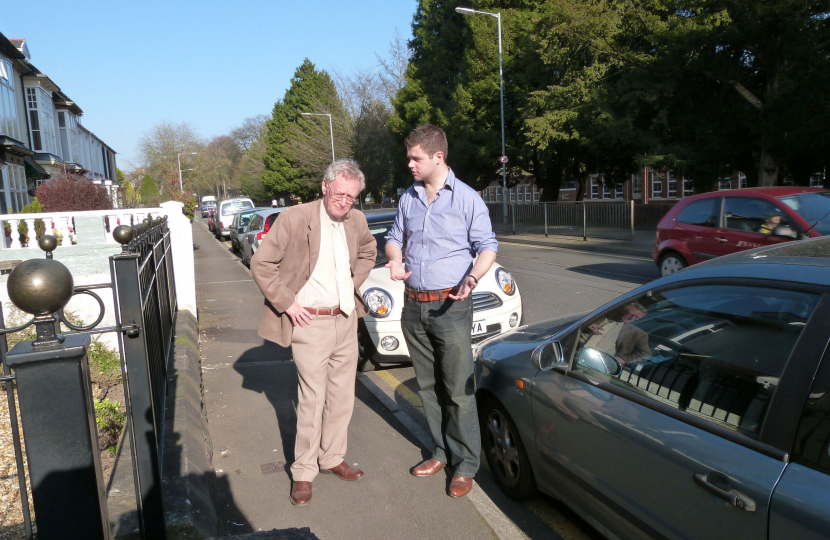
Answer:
[
  {"left": 0, "top": 31, "right": 25, "bottom": 61},
  {"left": 8, "top": 38, "right": 30, "bottom": 60}
]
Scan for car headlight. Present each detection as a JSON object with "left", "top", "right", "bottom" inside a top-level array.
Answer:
[
  {"left": 495, "top": 268, "right": 516, "bottom": 296},
  {"left": 363, "top": 288, "right": 394, "bottom": 317}
]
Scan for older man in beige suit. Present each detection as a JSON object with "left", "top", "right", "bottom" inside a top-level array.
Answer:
[{"left": 251, "top": 159, "right": 376, "bottom": 506}]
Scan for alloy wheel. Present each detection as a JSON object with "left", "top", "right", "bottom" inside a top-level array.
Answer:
[{"left": 485, "top": 408, "right": 521, "bottom": 488}]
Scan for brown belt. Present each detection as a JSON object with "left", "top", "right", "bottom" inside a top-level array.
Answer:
[
  {"left": 303, "top": 307, "right": 342, "bottom": 316},
  {"left": 405, "top": 287, "right": 460, "bottom": 302}
]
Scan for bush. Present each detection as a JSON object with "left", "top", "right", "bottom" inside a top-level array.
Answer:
[
  {"left": 20, "top": 198, "right": 44, "bottom": 214},
  {"left": 33, "top": 218, "right": 45, "bottom": 241}
]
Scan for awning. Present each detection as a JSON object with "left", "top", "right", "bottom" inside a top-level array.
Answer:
[{"left": 24, "top": 156, "right": 49, "bottom": 179}]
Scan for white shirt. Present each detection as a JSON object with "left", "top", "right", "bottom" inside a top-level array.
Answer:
[{"left": 296, "top": 205, "right": 345, "bottom": 309}]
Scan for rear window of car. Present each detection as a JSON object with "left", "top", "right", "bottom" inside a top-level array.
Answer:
[
  {"left": 221, "top": 200, "right": 253, "bottom": 215},
  {"left": 792, "top": 355, "right": 830, "bottom": 474},
  {"left": 676, "top": 198, "right": 720, "bottom": 227}
]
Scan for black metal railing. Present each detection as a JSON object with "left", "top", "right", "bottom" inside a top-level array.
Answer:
[
  {"left": 487, "top": 201, "right": 635, "bottom": 241},
  {"left": 0, "top": 216, "right": 178, "bottom": 540}
]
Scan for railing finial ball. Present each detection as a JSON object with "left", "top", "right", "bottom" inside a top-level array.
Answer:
[
  {"left": 38, "top": 235, "right": 57, "bottom": 254},
  {"left": 113, "top": 225, "right": 135, "bottom": 246},
  {"left": 7, "top": 258, "right": 74, "bottom": 316}
]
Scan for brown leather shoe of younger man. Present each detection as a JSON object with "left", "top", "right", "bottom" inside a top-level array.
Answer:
[
  {"left": 290, "top": 481, "right": 312, "bottom": 506},
  {"left": 448, "top": 475, "right": 473, "bottom": 498},
  {"left": 410, "top": 458, "right": 446, "bottom": 477},
  {"left": 320, "top": 461, "right": 364, "bottom": 481}
]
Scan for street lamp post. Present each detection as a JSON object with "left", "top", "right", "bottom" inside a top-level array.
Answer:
[
  {"left": 300, "top": 112, "right": 335, "bottom": 162},
  {"left": 456, "top": 6, "right": 508, "bottom": 222},
  {"left": 177, "top": 152, "right": 198, "bottom": 192}
]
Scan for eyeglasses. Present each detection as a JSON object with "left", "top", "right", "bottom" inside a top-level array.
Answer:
[{"left": 327, "top": 191, "right": 357, "bottom": 204}]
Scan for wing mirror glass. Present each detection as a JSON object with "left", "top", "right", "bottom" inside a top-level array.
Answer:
[
  {"left": 238, "top": 227, "right": 245, "bottom": 233},
  {"left": 532, "top": 342, "right": 563, "bottom": 371},
  {"left": 576, "top": 348, "right": 621, "bottom": 376}
]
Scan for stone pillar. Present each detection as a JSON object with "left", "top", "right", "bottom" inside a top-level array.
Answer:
[{"left": 160, "top": 201, "right": 197, "bottom": 317}]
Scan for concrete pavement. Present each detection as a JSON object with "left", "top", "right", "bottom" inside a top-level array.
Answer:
[{"left": 193, "top": 220, "right": 505, "bottom": 539}]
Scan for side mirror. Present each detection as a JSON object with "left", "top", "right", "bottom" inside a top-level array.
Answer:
[
  {"left": 238, "top": 227, "right": 245, "bottom": 234},
  {"left": 576, "top": 348, "right": 621, "bottom": 376},
  {"left": 532, "top": 342, "right": 563, "bottom": 371}
]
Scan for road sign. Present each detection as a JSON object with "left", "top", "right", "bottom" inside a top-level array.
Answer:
[{"left": 500, "top": 156, "right": 508, "bottom": 164}]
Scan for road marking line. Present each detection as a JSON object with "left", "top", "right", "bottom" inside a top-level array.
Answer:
[
  {"left": 499, "top": 240, "right": 652, "bottom": 262},
  {"left": 356, "top": 372, "right": 531, "bottom": 540},
  {"left": 375, "top": 370, "right": 423, "bottom": 411}
]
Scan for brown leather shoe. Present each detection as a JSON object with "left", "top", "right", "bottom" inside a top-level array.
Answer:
[
  {"left": 290, "top": 481, "right": 312, "bottom": 506},
  {"left": 320, "top": 461, "right": 364, "bottom": 481},
  {"left": 411, "top": 458, "right": 446, "bottom": 477},
  {"left": 448, "top": 475, "right": 473, "bottom": 498}
]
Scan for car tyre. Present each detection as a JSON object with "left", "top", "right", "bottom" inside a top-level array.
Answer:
[
  {"left": 659, "top": 252, "right": 687, "bottom": 277},
  {"left": 480, "top": 397, "right": 536, "bottom": 501}
]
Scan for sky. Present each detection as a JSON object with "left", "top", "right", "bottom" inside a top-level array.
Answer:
[{"left": 2, "top": 0, "right": 418, "bottom": 170}]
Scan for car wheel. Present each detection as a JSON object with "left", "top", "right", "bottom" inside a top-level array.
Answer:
[
  {"left": 659, "top": 252, "right": 687, "bottom": 277},
  {"left": 231, "top": 241, "right": 239, "bottom": 254},
  {"left": 480, "top": 397, "right": 536, "bottom": 500}
]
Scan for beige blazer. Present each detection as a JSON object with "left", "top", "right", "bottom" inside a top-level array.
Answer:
[{"left": 250, "top": 200, "right": 377, "bottom": 347}]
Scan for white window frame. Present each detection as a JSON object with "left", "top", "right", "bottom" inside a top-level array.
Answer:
[
  {"left": 615, "top": 183, "right": 624, "bottom": 199},
  {"left": 632, "top": 173, "right": 643, "bottom": 199},
  {"left": 533, "top": 185, "right": 540, "bottom": 202},
  {"left": 810, "top": 174, "right": 824, "bottom": 188},
  {"left": 0, "top": 57, "right": 20, "bottom": 141},
  {"left": 517, "top": 185, "right": 524, "bottom": 203},
  {"left": 496, "top": 187, "right": 502, "bottom": 202},
  {"left": 738, "top": 173, "right": 747, "bottom": 189},
  {"left": 667, "top": 172, "right": 677, "bottom": 198},
  {"left": 510, "top": 188, "right": 516, "bottom": 202},
  {"left": 651, "top": 171, "right": 663, "bottom": 199},
  {"left": 719, "top": 177, "right": 732, "bottom": 190},
  {"left": 683, "top": 177, "right": 695, "bottom": 197},
  {"left": 591, "top": 178, "right": 599, "bottom": 199},
  {"left": 25, "top": 86, "right": 57, "bottom": 154}
]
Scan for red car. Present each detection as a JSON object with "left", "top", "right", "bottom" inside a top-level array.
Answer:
[{"left": 654, "top": 186, "right": 830, "bottom": 277}]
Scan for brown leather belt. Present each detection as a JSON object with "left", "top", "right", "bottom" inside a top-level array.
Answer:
[
  {"left": 304, "top": 307, "right": 342, "bottom": 316},
  {"left": 405, "top": 287, "right": 460, "bottom": 302}
]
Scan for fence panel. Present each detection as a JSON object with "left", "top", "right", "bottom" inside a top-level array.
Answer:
[{"left": 487, "top": 202, "right": 633, "bottom": 241}]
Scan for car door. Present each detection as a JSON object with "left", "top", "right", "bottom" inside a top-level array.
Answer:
[
  {"left": 673, "top": 197, "right": 732, "bottom": 263},
  {"left": 530, "top": 283, "right": 823, "bottom": 540},
  {"left": 721, "top": 197, "right": 796, "bottom": 255},
  {"left": 770, "top": 343, "right": 830, "bottom": 540}
]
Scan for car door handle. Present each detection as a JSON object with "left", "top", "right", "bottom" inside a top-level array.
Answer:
[
  {"left": 714, "top": 237, "right": 728, "bottom": 242},
  {"left": 693, "top": 472, "right": 756, "bottom": 512}
]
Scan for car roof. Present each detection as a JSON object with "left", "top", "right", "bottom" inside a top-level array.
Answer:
[
  {"left": 365, "top": 211, "right": 397, "bottom": 224},
  {"left": 683, "top": 186, "right": 827, "bottom": 201},
  {"left": 219, "top": 197, "right": 253, "bottom": 204},
  {"left": 659, "top": 235, "right": 830, "bottom": 288},
  {"left": 249, "top": 208, "right": 285, "bottom": 217}
]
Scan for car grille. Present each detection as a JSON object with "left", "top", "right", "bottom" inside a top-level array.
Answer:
[
  {"left": 472, "top": 292, "right": 503, "bottom": 312},
  {"left": 472, "top": 323, "right": 502, "bottom": 343}
]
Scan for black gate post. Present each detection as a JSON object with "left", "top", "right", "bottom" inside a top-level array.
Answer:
[
  {"left": 4, "top": 254, "right": 109, "bottom": 540},
  {"left": 110, "top": 234, "right": 166, "bottom": 539}
]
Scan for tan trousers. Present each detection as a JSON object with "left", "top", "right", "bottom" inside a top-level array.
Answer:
[{"left": 289, "top": 313, "right": 358, "bottom": 482}]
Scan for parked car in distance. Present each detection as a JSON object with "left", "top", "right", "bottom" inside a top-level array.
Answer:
[
  {"left": 207, "top": 208, "right": 216, "bottom": 233},
  {"left": 357, "top": 212, "right": 522, "bottom": 372},
  {"left": 654, "top": 186, "right": 829, "bottom": 277},
  {"left": 201, "top": 195, "right": 217, "bottom": 218},
  {"left": 229, "top": 207, "right": 262, "bottom": 254},
  {"left": 476, "top": 236, "right": 830, "bottom": 540},
  {"left": 215, "top": 197, "right": 254, "bottom": 240},
  {"left": 239, "top": 208, "right": 285, "bottom": 267}
]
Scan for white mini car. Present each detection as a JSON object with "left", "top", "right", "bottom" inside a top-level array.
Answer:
[{"left": 358, "top": 211, "right": 523, "bottom": 371}]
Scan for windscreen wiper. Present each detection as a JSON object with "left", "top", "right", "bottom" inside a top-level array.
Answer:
[{"left": 804, "top": 208, "right": 830, "bottom": 235}]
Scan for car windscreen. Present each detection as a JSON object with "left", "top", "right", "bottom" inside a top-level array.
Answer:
[
  {"left": 779, "top": 192, "right": 830, "bottom": 235},
  {"left": 221, "top": 200, "right": 253, "bottom": 215},
  {"left": 369, "top": 221, "right": 393, "bottom": 266}
]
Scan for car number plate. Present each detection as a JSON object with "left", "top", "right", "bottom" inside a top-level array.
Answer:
[{"left": 472, "top": 321, "right": 486, "bottom": 335}]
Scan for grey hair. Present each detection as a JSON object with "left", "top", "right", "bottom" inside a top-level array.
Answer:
[{"left": 324, "top": 159, "right": 366, "bottom": 191}]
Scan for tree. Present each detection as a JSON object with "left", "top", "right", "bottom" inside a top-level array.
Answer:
[
  {"left": 139, "top": 174, "right": 159, "bottom": 204},
  {"left": 231, "top": 115, "right": 269, "bottom": 153},
  {"left": 262, "top": 59, "right": 350, "bottom": 200},
  {"left": 121, "top": 181, "right": 140, "bottom": 207},
  {"left": 137, "top": 121, "right": 204, "bottom": 184},
  {"left": 20, "top": 197, "right": 45, "bottom": 214},
  {"left": 36, "top": 173, "right": 112, "bottom": 211}
]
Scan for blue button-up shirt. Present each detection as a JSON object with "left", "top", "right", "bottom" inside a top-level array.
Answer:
[{"left": 386, "top": 169, "right": 498, "bottom": 290}]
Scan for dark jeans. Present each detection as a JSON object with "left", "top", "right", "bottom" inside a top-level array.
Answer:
[{"left": 401, "top": 295, "right": 480, "bottom": 477}]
